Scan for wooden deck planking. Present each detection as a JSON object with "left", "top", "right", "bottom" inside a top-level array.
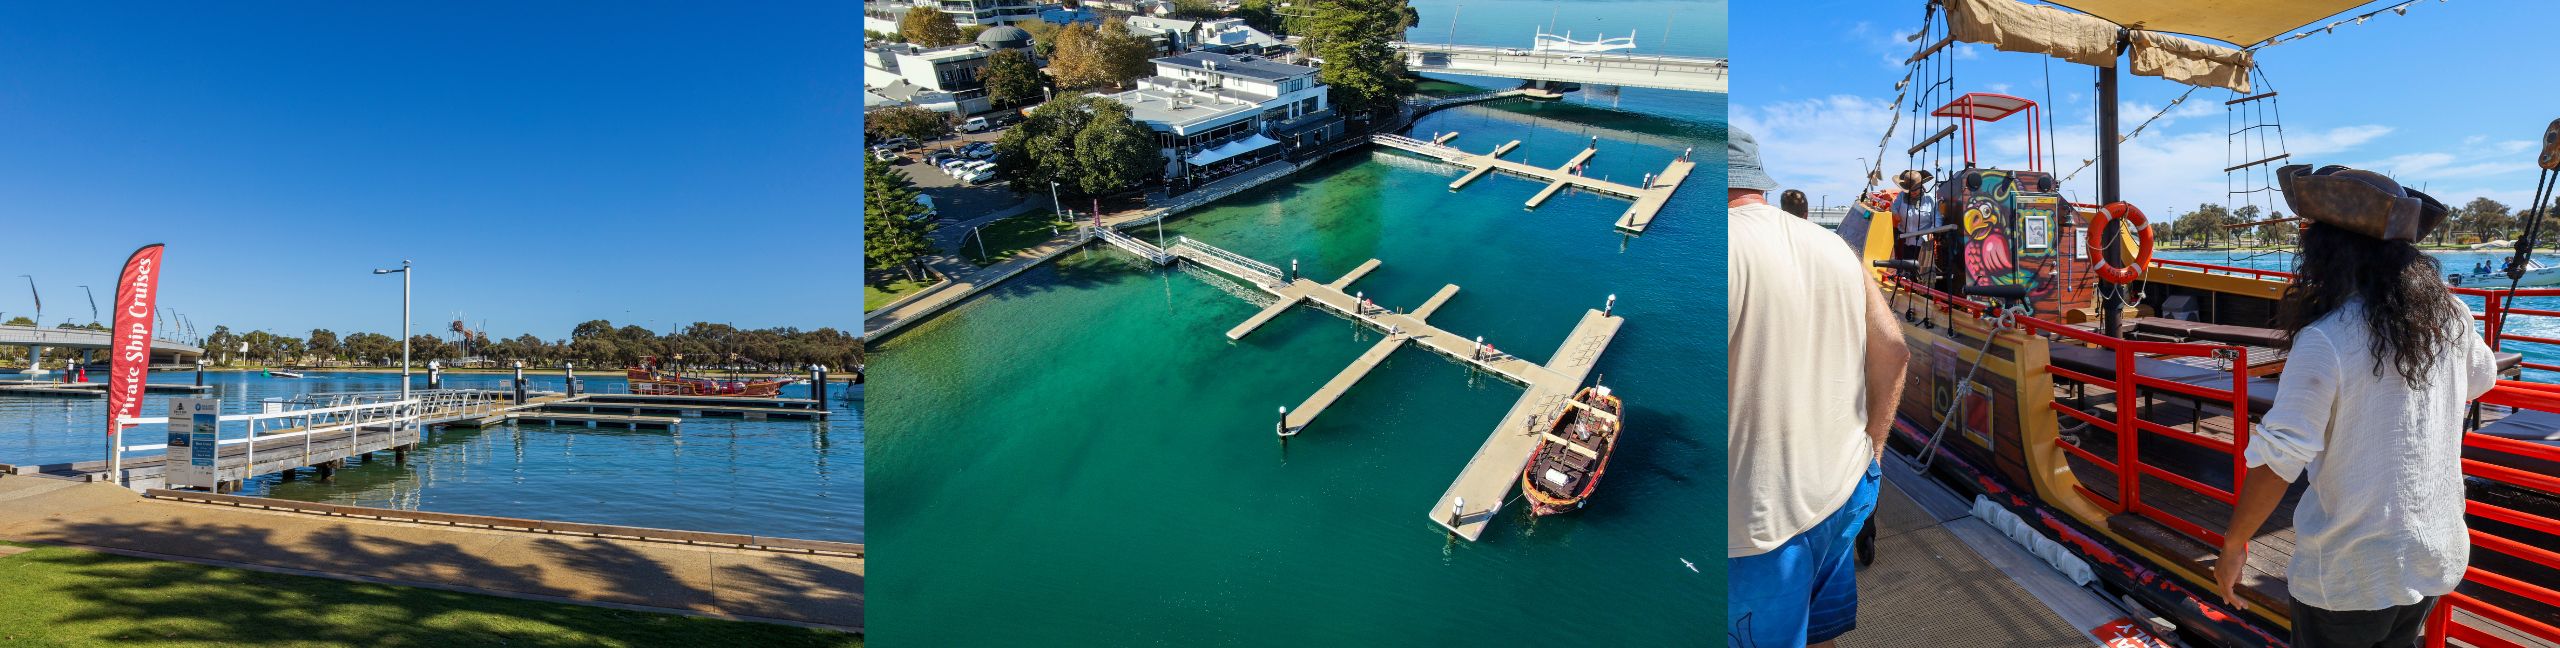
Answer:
[
  {"left": 1411, "top": 285, "right": 1461, "bottom": 319},
  {"left": 1282, "top": 334, "right": 1410, "bottom": 433},
  {"left": 1430, "top": 311, "right": 1623, "bottom": 540},
  {"left": 1198, "top": 253, "right": 1624, "bottom": 541},
  {"left": 1327, "top": 258, "right": 1382, "bottom": 290},
  {"left": 1615, "top": 158, "right": 1697, "bottom": 233}
]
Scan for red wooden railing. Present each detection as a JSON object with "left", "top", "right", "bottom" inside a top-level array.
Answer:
[{"left": 1883, "top": 266, "right": 2560, "bottom": 646}]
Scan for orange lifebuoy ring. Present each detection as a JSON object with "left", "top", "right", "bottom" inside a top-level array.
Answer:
[{"left": 2086, "top": 201, "right": 2153, "bottom": 284}]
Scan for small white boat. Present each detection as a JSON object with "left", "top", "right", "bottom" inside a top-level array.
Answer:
[
  {"left": 2448, "top": 258, "right": 2560, "bottom": 289},
  {"left": 267, "top": 370, "right": 304, "bottom": 378}
]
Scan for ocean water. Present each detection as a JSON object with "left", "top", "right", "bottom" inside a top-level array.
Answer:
[
  {"left": 0, "top": 371, "right": 862, "bottom": 542},
  {"left": 2160, "top": 249, "right": 2560, "bottom": 383},
  {"left": 866, "top": 3, "right": 1726, "bottom": 641}
]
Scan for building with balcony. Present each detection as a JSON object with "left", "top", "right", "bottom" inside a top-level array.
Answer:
[
  {"left": 1099, "top": 52, "right": 1341, "bottom": 187},
  {"left": 863, "top": 42, "right": 996, "bottom": 116}
]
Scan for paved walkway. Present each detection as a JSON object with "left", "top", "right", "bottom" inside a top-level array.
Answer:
[
  {"left": 865, "top": 161, "right": 1309, "bottom": 340},
  {"left": 0, "top": 477, "right": 861, "bottom": 631}
]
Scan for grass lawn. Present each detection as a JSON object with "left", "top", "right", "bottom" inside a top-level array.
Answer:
[
  {"left": 0, "top": 541, "right": 858, "bottom": 648},
  {"left": 1413, "top": 78, "right": 1494, "bottom": 98},
  {"left": 864, "top": 277, "right": 937, "bottom": 312},
  {"left": 957, "top": 213, "right": 1067, "bottom": 266}
]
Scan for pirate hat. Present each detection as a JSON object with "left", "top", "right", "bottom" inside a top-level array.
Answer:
[{"left": 2276, "top": 164, "right": 2449, "bottom": 242}]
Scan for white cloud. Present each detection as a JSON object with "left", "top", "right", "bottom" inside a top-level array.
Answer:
[{"left": 1732, "top": 95, "right": 1901, "bottom": 205}]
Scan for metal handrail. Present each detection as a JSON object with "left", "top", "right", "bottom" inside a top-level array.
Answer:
[{"left": 1171, "top": 236, "right": 1283, "bottom": 280}]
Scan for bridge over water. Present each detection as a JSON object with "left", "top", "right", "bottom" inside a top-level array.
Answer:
[
  {"left": 1391, "top": 42, "right": 1727, "bottom": 94},
  {"left": 0, "top": 323, "right": 203, "bottom": 371}
]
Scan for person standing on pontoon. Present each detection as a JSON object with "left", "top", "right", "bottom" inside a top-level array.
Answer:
[
  {"left": 1728, "top": 126, "right": 1910, "bottom": 648},
  {"left": 2218, "top": 164, "right": 2492, "bottom": 648}
]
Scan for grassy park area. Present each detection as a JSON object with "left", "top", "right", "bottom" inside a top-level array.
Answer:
[
  {"left": 865, "top": 277, "right": 938, "bottom": 312},
  {"left": 0, "top": 541, "right": 859, "bottom": 648},
  {"left": 958, "top": 213, "right": 1067, "bottom": 266}
]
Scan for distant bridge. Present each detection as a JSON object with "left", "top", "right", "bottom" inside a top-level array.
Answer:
[
  {"left": 1389, "top": 42, "right": 1727, "bottom": 94},
  {"left": 0, "top": 324, "right": 203, "bottom": 369}
]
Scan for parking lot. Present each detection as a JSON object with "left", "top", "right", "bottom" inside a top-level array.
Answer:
[{"left": 876, "top": 127, "right": 1021, "bottom": 217}]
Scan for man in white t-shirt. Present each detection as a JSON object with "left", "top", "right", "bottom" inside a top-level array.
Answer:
[{"left": 1726, "top": 126, "right": 1911, "bottom": 647}]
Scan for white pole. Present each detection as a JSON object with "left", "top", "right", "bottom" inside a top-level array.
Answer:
[{"left": 401, "top": 261, "right": 411, "bottom": 404}]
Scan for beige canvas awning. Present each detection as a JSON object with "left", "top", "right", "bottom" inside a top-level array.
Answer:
[
  {"left": 2046, "top": 0, "right": 2374, "bottom": 47},
  {"left": 1945, "top": 0, "right": 2120, "bottom": 68},
  {"left": 2129, "top": 30, "right": 2254, "bottom": 92},
  {"left": 1946, "top": 0, "right": 2290, "bottom": 92}
]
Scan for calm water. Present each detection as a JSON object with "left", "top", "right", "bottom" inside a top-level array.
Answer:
[
  {"left": 2160, "top": 249, "right": 2560, "bottom": 382},
  {"left": 867, "top": 3, "right": 1724, "bottom": 642},
  {"left": 0, "top": 371, "right": 862, "bottom": 542}
]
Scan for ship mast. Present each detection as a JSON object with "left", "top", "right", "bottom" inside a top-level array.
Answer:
[{"left": 2096, "top": 30, "right": 2126, "bottom": 338}]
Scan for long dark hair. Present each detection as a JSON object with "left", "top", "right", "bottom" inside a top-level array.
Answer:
[{"left": 2276, "top": 222, "right": 2460, "bottom": 386}]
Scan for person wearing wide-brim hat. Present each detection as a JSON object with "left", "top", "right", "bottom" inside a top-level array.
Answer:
[
  {"left": 2217, "top": 164, "right": 2493, "bottom": 648},
  {"left": 1726, "top": 126, "right": 1909, "bottom": 648}
]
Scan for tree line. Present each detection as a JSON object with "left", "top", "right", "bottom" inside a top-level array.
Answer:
[
  {"left": 187, "top": 321, "right": 860, "bottom": 371},
  {"left": 2156, "top": 196, "right": 2560, "bottom": 248}
]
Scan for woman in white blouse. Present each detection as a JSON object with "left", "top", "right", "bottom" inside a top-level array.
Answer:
[{"left": 2217, "top": 164, "right": 2482, "bottom": 648}]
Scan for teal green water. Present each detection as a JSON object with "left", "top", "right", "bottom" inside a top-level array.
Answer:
[
  {"left": 0, "top": 372, "right": 862, "bottom": 541},
  {"left": 868, "top": 64, "right": 1725, "bottom": 647}
]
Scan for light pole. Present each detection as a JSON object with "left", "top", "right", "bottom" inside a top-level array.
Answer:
[
  {"left": 1049, "top": 180, "right": 1063, "bottom": 220},
  {"left": 373, "top": 261, "right": 412, "bottom": 403},
  {"left": 78, "top": 285, "right": 96, "bottom": 325},
  {"left": 17, "top": 275, "right": 37, "bottom": 326}
]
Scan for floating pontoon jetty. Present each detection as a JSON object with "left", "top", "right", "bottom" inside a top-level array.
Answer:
[
  {"left": 1093, "top": 228, "right": 1622, "bottom": 541},
  {"left": 1371, "top": 133, "right": 1695, "bottom": 234}
]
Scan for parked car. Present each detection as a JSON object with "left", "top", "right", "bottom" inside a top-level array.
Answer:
[
  {"left": 962, "top": 142, "right": 996, "bottom": 159},
  {"left": 1500, "top": 48, "right": 1526, "bottom": 56},
  {"left": 1565, "top": 55, "right": 1588, "bottom": 64},
  {"left": 962, "top": 160, "right": 997, "bottom": 175},
  {"left": 940, "top": 158, "right": 976, "bottom": 175},
  {"left": 960, "top": 168, "right": 998, "bottom": 184},
  {"left": 959, "top": 116, "right": 991, "bottom": 133},
  {"left": 872, "top": 147, "right": 900, "bottom": 162}
]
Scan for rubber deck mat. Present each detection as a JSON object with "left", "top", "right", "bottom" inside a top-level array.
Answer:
[{"left": 1838, "top": 479, "right": 2093, "bottom": 647}]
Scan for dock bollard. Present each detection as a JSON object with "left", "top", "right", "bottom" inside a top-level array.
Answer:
[
  {"left": 1605, "top": 294, "right": 1616, "bottom": 316},
  {"left": 427, "top": 361, "right": 442, "bottom": 390},
  {"left": 512, "top": 362, "right": 526, "bottom": 404},
  {"left": 1275, "top": 405, "right": 1289, "bottom": 437},
  {"left": 195, "top": 359, "right": 206, "bottom": 387},
  {"left": 813, "top": 364, "right": 828, "bottom": 402},
  {"left": 564, "top": 363, "right": 577, "bottom": 396},
  {"left": 1451, "top": 497, "right": 1466, "bottom": 526}
]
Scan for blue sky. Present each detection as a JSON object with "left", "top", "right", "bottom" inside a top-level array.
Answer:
[
  {"left": 0, "top": 3, "right": 858, "bottom": 340},
  {"left": 1734, "top": 0, "right": 2555, "bottom": 221}
]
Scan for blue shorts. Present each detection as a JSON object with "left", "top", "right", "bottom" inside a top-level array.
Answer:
[{"left": 1728, "top": 460, "right": 1881, "bottom": 647}]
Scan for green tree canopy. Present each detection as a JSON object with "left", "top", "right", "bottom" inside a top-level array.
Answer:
[
  {"left": 1093, "top": 19, "right": 1157, "bottom": 89},
  {"left": 2455, "top": 196, "right": 2516, "bottom": 240},
  {"left": 1073, "top": 101, "right": 1165, "bottom": 195},
  {"left": 866, "top": 162, "right": 939, "bottom": 280},
  {"left": 1016, "top": 20, "right": 1066, "bottom": 59},
  {"left": 983, "top": 49, "right": 1045, "bottom": 108},
  {"left": 900, "top": 8, "right": 966, "bottom": 47},
  {"left": 868, "top": 105, "right": 952, "bottom": 144},
  {"left": 1302, "top": 0, "right": 1417, "bottom": 117}
]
